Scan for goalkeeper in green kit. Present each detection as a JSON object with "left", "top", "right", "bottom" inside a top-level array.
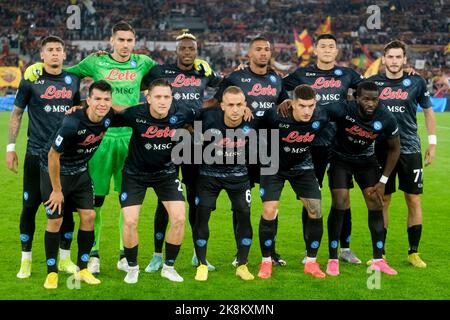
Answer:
[{"left": 25, "top": 21, "right": 213, "bottom": 274}]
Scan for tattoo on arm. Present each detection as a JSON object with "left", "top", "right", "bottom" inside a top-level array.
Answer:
[{"left": 8, "top": 106, "right": 24, "bottom": 144}]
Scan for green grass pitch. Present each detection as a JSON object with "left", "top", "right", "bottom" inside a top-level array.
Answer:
[{"left": 0, "top": 112, "right": 449, "bottom": 300}]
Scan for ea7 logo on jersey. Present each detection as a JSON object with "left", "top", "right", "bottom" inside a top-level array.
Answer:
[
  {"left": 279, "top": 123, "right": 290, "bottom": 129},
  {"left": 165, "top": 70, "right": 176, "bottom": 74},
  {"left": 241, "top": 78, "right": 251, "bottom": 82},
  {"left": 55, "top": 135, "right": 63, "bottom": 147},
  {"left": 305, "top": 72, "right": 316, "bottom": 77}
]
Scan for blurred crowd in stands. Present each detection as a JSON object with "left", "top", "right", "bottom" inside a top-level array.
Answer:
[{"left": 0, "top": 0, "right": 448, "bottom": 97}]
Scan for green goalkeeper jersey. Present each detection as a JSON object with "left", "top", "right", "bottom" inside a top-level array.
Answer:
[{"left": 65, "top": 53, "right": 157, "bottom": 137}]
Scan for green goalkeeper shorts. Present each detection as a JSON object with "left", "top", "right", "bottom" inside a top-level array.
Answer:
[{"left": 88, "top": 133, "right": 131, "bottom": 196}]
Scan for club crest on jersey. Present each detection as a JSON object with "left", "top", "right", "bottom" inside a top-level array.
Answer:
[
  {"left": 373, "top": 121, "right": 383, "bottom": 131},
  {"left": 402, "top": 78, "right": 411, "bottom": 87},
  {"left": 169, "top": 115, "right": 178, "bottom": 124},
  {"left": 269, "top": 75, "right": 277, "bottom": 83},
  {"left": 55, "top": 135, "right": 63, "bottom": 147},
  {"left": 312, "top": 121, "right": 321, "bottom": 129},
  {"left": 64, "top": 75, "right": 72, "bottom": 85},
  {"left": 334, "top": 69, "right": 343, "bottom": 76},
  {"left": 242, "top": 125, "right": 251, "bottom": 134},
  {"left": 104, "top": 118, "right": 111, "bottom": 128},
  {"left": 130, "top": 60, "right": 137, "bottom": 68}
]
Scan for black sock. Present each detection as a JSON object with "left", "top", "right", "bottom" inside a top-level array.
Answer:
[
  {"left": 60, "top": 210, "right": 75, "bottom": 250},
  {"left": 154, "top": 201, "right": 169, "bottom": 253},
  {"left": 19, "top": 206, "right": 39, "bottom": 252},
  {"left": 407, "top": 225, "right": 422, "bottom": 254},
  {"left": 258, "top": 216, "right": 276, "bottom": 258},
  {"left": 193, "top": 206, "right": 211, "bottom": 265},
  {"left": 327, "top": 207, "right": 345, "bottom": 259},
  {"left": 45, "top": 231, "right": 60, "bottom": 273},
  {"left": 186, "top": 184, "right": 197, "bottom": 232},
  {"left": 77, "top": 230, "right": 95, "bottom": 270},
  {"left": 165, "top": 242, "right": 181, "bottom": 266},
  {"left": 235, "top": 209, "right": 253, "bottom": 266},
  {"left": 306, "top": 217, "right": 323, "bottom": 258},
  {"left": 368, "top": 210, "right": 384, "bottom": 259},
  {"left": 302, "top": 207, "right": 308, "bottom": 248},
  {"left": 340, "top": 208, "right": 352, "bottom": 249},
  {"left": 382, "top": 228, "right": 387, "bottom": 255},
  {"left": 124, "top": 245, "right": 139, "bottom": 267},
  {"left": 232, "top": 209, "right": 238, "bottom": 251},
  {"left": 272, "top": 214, "right": 279, "bottom": 256}
]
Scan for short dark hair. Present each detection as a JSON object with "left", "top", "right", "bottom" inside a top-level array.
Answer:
[
  {"left": 356, "top": 81, "right": 379, "bottom": 97},
  {"left": 293, "top": 84, "right": 316, "bottom": 100},
  {"left": 40, "top": 35, "right": 65, "bottom": 50},
  {"left": 315, "top": 34, "right": 337, "bottom": 46},
  {"left": 249, "top": 36, "right": 270, "bottom": 48},
  {"left": 88, "top": 80, "right": 112, "bottom": 97},
  {"left": 147, "top": 78, "right": 172, "bottom": 94},
  {"left": 383, "top": 40, "right": 406, "bottom": 56},
  {"left": 112, "top": 21, "right": 135, "bottom": 36}
]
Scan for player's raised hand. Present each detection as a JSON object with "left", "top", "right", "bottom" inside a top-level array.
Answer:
[
  {"left": 194, "top": 58, "right": 213, "bottom": 76},
  {"left": 404, "top": 65, "right": 417, "bottom": 76},
  {"left": 243, "top": 107, "right": 254, "bottom": 121},
  {"left": 65, "top": 105, "right": 84, "bottom": 115},
  {"left": 235, "top": 63, "right": 248, "bottom": 71},
  {"left": 45, "top": 190, "right": 64, "bottom": 216},
  {"left": 424, "top": 144, "right": 436, "bottom": 166},
  {"left": 277, "top": 100, "right": 292, "bottom": 118},
  {"left": 93, "top": 50, "right": 109, "bottom": 56},
  {"left": 24, "top": 62, "right": 44, "bottom": 82},
  {"left": 6, "top": 151, "right": 18, "bottom": 173}
]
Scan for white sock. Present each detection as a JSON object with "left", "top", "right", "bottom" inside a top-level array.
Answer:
[
  {"left": 59, "top": 248, "right": 71, "bottom": 259},
  {"left": 153, "top": 252, "right": 163, "bottom": 257},
  {"left": 262, "top": 257, "right": 272, "bottom": 263},
  {"left": 22, "top": 251, "right": 32, "bottom": 261},
  {"left": 340, "top": 248, "right": 350, "bottom": 253},
  {"left": 305, "top": 257, "right": 317, "bottom": 263},
  {"left": 373, "top": 258, "right": 383, "bottom": 263},
  {"left": 163, "top": 263, "right": 174, "bottom": 270}
]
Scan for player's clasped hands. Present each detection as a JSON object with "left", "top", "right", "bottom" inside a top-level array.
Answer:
[{"left": 367, "top": 182, "right": 385, "bottom": 207}]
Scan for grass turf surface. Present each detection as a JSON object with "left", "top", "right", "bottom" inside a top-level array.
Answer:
[{"left": 0, "top": 112, "right": 449, "bottom": 300}]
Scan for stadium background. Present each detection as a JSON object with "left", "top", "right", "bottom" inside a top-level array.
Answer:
[{"left": 0, "top": 0, "right": 449, "bottom": 300}]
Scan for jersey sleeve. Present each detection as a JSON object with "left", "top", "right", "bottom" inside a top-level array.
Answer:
[
  {"left": 383, "top": 113, "right": 399, "bottom": 139},
  {"left": 141, "top": 66, "right": 161, "bottom": 90},
  {"left": 207, "top": 71, "right": 223, "bottom": 88},
  {"left": 64, "top": 54, "right": 97, "bottom": 79},
  {"left": 141, "top": 55, "right": 158, "bottom": 74},
  {"left": 52, "top": 116, "right": 79, "bottom": 153},
  {"left": 283, "top": 69, "right": 303, "bottom": 91},
  {"left": 277, "top": 85, "right": 290, "bottom": 104},
  {"left": 213, "top": 76, "right": 233, "bottom": 102},
  {"left": 417, "top": 77, "right": 433, "bottom": 109},
  {"left": 324, "top": 102, "right": 346, "bottom": 120},
  {"left": 349, "top": 69, "right": 365, "bottom": 89},
  {"left": 13, "top": 79, "right": 32, "bottom": 109}
]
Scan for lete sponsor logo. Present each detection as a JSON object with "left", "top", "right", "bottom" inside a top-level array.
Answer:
[
  {"left": 104, "top": 68, "right": 137, "bottom": 81},
  {"left": 345, "top": 125, "right": 379, "bottom": 139},
  {"left": 248, "top": 84, "right": 277, "bottom": 96},
  {"left": 281, "top": 131, "right": 315, "bottom": 143},
  {"left": 311, "top": 77, "right": 342, "bottom": 89},
  {"left": 78, "top": 132, "right": 106, "bottom": 146},
  {"left": 40, "top": 86, "right": 73, "bottom": 99},
  {"left": 171, "top": 74, "right": 201, "bottom": 87},
  {"left": 141, "top": 126, "right": 177, "bottom": 139},
  {"left": 379, "top": 87, "right": 409, "bottom": 100}
]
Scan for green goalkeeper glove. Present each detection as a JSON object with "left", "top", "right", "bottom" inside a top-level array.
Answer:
[
  {"left": 24, "top": 62, "right": 44, "bottom": 82},
  {"left": 194, "top": 58, "right": 212, "bottom": 77}
]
